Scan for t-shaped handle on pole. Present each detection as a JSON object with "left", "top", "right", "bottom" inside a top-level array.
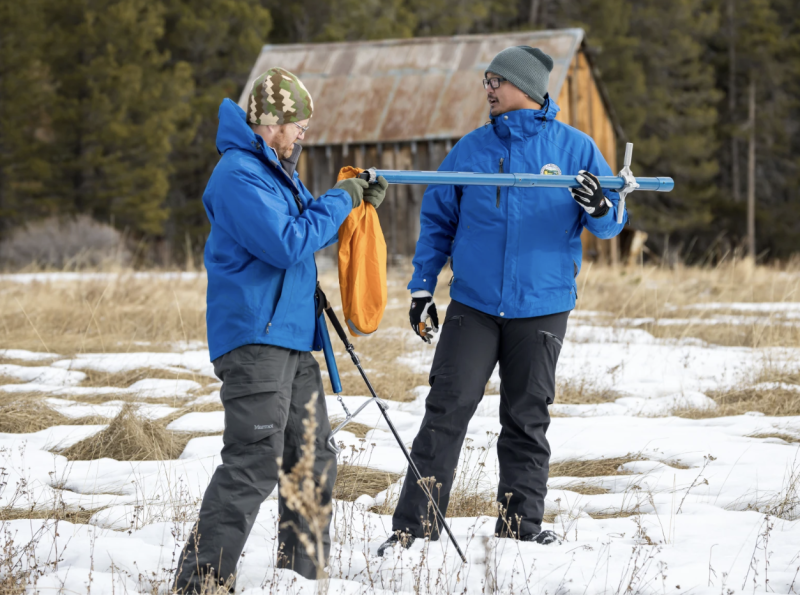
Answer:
[{"left": 616, "top": 142, "right": 638, "bottom": 224}]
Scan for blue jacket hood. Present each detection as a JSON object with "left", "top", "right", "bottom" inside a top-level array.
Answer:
[
  {"left": 202, "top": 98, "right": 352, "bottom": 361},
  {"left": 215, "top": 98, "right": 283, "bottom": 166}
]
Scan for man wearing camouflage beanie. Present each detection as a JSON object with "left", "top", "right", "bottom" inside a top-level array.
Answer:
[
  {"left": 378, "top": 47, "right": 627, "bottom": 556},
  {"left": 174, "top": 68, "right": 388, "bottom": 592}
]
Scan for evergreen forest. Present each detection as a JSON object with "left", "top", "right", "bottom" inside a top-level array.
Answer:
[{"left": 1, "top": 0, "right": 798, "bottom": 264}]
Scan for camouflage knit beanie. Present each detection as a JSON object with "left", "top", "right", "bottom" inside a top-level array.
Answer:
[{"left": 248, "top": 67, "right": 314, "bottom": 126}]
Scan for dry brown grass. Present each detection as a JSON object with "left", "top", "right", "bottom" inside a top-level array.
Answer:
[
  {"left": 61, "top": 404, "right": 196, "bottom": 461},
  {"left": 0, "top": 270, "right": 207, "bottom": 354},
  {"left": 576, "top": 260, "right": 800, "bottom": 348},
  {"left": 0, "top": 374, "right": 23, "bottom": 386},
  {"left": 0, "top": 395, "right": 107, "bottom": 433},
  {"left": 673, "top": 387, "right": 800, "bottom": 419},
  {"left": 79, "top": 368, "right": 217, "bottom": 389},
  {"left": 329, "top": 418, "right": 373, "bottom": 438},
  {"left": 550, "top": 455, "right": 641, "bottom": 478},
  {"left": 333, "top": 465, "right": 402, "bottom": 502},
  {"left": 557, "top": 378, "right": 620, "bottom": 405},
  {"left": 748, "top": 432, "right": 800, "bottom": 444},
  {"left": 0, "top": 505, "right": 104, "bottom": 525},
  {"left": 554, "top": 482, "right": 610, "bottom": 495},
  {"left": 586, "top": 509, "right": 641, "bottom": 520}
]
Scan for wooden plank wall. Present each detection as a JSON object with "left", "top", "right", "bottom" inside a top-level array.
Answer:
[
  {"left": 301, "top": 49, "right": 620, "bottom": 265},
  {"left": 556, "top": 51, "right": 620, "bottom": 265},
  {"left": 298, "top": 139, "right": 453, "bottom": 261}
]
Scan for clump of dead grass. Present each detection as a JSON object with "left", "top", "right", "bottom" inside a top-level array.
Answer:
[
  {"left": 333, "top": 465, "right": 402, "bottom": 502},
  {"left": 61, "top": 404, "right": 194, "bottom": 461},
  {"left": 556, "top": 378, "right": 620, "bottom": 405},
  {"left": 554, "top": 482, "right": 610, "bottom": 495},
  {"left": 78, "top": 368, "right": 217, "bottom": 389},
  {"left": 0, "top": 505, "right": 104, "bottom": 525},
  {"left": 550, "top": 454, "right": 641, "bottom": 478},
  {"left": 748, "top": 432, "right": 800, "bottom": 444},
  {"left": 676, "top": 387, "right": 800, "bottom": 419},
  {"left": 0, "top": 395, "right": 106, "bottom": 433},
  {"left": 329, "top": 418, "right": 372, "bottom": 438}
]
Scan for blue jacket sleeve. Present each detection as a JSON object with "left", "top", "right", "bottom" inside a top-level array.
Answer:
[
  {"left": 212, "top": 166, "right": 351, "bottom": 269},
  {"left": 408, "top": 146, "right": 462, "bottom": 295},
  {"left": 580, "top": 142, "right": 627, "bottom": 239}
]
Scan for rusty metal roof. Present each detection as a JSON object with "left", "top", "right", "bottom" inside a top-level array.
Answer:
[{"left": 238, "top": 29, "right": 585, "bottom": 146}]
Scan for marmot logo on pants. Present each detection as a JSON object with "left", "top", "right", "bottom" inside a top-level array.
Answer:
[{"left": 254, "top": 424, "right": 274, "bottom": 430}]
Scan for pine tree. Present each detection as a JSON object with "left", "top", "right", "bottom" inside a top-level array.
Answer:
[
  {"left": 708, "top": 0, "right": 795, "bottom": 258},
  {"left": 626, "top": 0, "right": 722, "bottom": 237},
  {"left": 160, "top": 0, "right": 272, "bottom": 262},
  {"left": 44, "top": 0, "right": 192, "bottom": 237},
  {"left": 554, "top": 0, "right": 648, "bottom": 168},
  {"left": 0, "top": 0, "right": 54, "bottom": 233}
]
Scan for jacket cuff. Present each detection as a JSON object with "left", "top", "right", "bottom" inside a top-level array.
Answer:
[
  {"left": 408, "top": 276, "right": 436, "bottom": 295},
  {"left": 410, "top": 290, "right": 430, "bottom": 298}
]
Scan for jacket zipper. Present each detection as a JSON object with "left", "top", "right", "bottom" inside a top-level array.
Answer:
[{"left": 496, "top": 157, "right": 504, "bottom": 208}]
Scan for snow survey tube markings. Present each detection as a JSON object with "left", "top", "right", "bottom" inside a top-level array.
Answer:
[{"left": 359, "top": 169, "right": 674, "bottom": 192}]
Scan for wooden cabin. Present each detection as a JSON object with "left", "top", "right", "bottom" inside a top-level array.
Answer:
[{"left": 240, "top": 28, "right": 628, "bottom": 265}]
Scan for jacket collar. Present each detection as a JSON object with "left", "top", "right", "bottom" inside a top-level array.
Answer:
[
  {"left": 215, "top": 98, "right": 300, "bottom": 192},
  {"left": 491, "top": 95, "right": 560, "bottom": 140}
]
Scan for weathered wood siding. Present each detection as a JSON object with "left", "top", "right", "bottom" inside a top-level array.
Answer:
[
  {"left": 301, "top": 47, "right": 621, "bottom": 264},
  {"left": 556, "top": 51, "right": 620, "bottom": 265}
]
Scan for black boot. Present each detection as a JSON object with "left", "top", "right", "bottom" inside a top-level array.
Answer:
[
  {"left": 520, "top": 530, "right": 561, "bottom": 545},
  {"left": 377, "top": 532, "right": 417, "bottom": 557}
]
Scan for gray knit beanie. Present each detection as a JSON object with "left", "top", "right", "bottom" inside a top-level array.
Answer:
[{"left": 485, "top": 46, "right": 554, "bottom": 105}]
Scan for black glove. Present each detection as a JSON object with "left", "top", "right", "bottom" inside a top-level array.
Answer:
[
  {"left": 409, "top": 295, "right": 439, "bottom": 343},
  {"left": 570, "top": 170, "right": 612, "bottom": 218},
  {"left": 334, "top": 178, "right": 368, "bottom": 208},
  {"left": 363, "top": 176, "right": 388, "bottom": 210}
]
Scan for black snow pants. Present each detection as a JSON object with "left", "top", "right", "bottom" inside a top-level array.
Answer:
[
  {"left": 392, "top": 300, "right": 568, "bottom": 540},
  {"left": 174, "top": 344, "right": 337, "bottom": 593}
]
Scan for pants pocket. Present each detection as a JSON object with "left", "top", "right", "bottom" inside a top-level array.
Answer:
[
  {"left": 222, "top": 381, "right": 286, "bottom": 445},
  {"left": 528, "top": 331, "right": 563, "bottom": 405}
]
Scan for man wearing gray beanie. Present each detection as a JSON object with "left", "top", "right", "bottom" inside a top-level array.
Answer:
[{"left": 377, "top": 47, "right": 627, "bottom": 556}]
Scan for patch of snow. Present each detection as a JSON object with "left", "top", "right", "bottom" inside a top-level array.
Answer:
[
  {"left": 166, "top": 412, "right": 224, "bottom": 432},
  {"left": 0, "top": 349, "right": 62, "bottom": 361},
  {"left": 0, "top": 364, "right": 85, "bottom": 386}
]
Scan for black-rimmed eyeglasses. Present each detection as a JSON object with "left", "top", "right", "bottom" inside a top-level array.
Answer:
[{"left": 482, "top": 77, "right": 508, "bottom": 90}]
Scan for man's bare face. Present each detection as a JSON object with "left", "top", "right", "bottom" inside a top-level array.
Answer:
[
  {"left": 486, "top": 71, "right": 540, "bottom": 116},
  {"left": 271, "top": 120, "right": 308, "bottom": 158}
]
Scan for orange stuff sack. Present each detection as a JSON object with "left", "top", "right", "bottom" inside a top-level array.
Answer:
[{"left": 336, "top": 166, "right": 388, "bottom": 337}]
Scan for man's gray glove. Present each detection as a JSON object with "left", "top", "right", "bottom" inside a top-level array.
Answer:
[
  {"left": 334, "top": 178, "right": 369, "bottom": 208},
  {"left": 409, "top": 294, "right": 439, "bottom": 343},
  {"left": 363, "top": 176, "right": 388, "bottom": 210},
  {"left": 570, "top": 170, "right": 612, "bottom": 218}
]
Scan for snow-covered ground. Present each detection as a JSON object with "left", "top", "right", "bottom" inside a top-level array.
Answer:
[{"left": 1, "top": 303, "right": 799, "bottom": 593}]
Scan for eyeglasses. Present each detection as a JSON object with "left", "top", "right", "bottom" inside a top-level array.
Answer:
[
  {"left": 292, "top": 122, "right": 309, "bottom": 134},
  {"left": 482, "top": 76, "right": 508, "bottom": 90}
]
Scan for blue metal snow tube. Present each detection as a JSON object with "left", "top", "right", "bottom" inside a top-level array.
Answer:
[{"left": 359, "top": 170, "right": 674, "bottom": 192}]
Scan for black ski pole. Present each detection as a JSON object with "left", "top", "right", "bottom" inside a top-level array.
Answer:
[{"left": 322, "top": 301, "right": 467, "bottom": 564}]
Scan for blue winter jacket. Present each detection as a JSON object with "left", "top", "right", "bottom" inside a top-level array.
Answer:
[
  {"left": 409, "top": 96, "right": 627, "bottom": 318},
  {"left": 203, "top": 99, "right": 351, "bottom": 361}
]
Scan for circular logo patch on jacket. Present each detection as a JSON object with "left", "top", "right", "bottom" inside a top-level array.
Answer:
[{"left": 541, "top": 163, "right": 562, "bottom": 175}]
